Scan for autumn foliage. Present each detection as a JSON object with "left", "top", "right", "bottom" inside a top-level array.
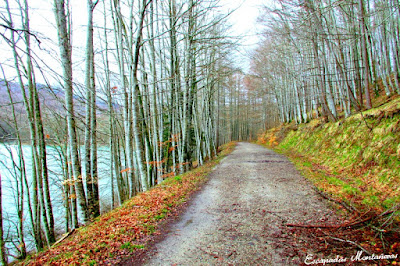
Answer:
[
  {"left": 24, "top": 142, "right": 236, "bottom": 265},
  {"left": 257, "top": 128, "right": 280, "bottom": 147}
]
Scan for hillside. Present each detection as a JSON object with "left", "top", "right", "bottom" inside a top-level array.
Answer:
[
  {"left": 259, "top": 97, "right": 400, "bottom": 214},
  {"left": 0, "top": 80, "right": 111, "bottom": 114},
  {"left": 0, "top": 80, "right": 116, "bottom": 142}
]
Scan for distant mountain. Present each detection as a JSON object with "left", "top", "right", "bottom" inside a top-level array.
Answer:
[
  {"left": 0, "top": 79, "right": 115, "bottom": 115},
  {"left": 0, "top": 80, "right": 65, "bottom": 114},
  {"left": 0, "top": 79, "right": 118, "bottom": 141}
]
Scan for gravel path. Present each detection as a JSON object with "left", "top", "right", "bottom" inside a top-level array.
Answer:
[{"left": 142, "top": 142, "right": 341, "bottom": 265}]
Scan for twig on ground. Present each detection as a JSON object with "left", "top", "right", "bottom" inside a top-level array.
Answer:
[
  {"left": 328, "top": 236, "right": 372, "bottom": 256},
  {"left": 379, "top": 204, "right": 400, "bottom": 218},
  {"left": 378, "top": 204, "right": 400, "bottom": 229},
  {"left": 313, "top": 187, "right": 358, "bottom": 214},
  {"left": 286, "top": 216, "right": 373, "bottom": 229},
  {"left": 286, "top": 206, "right": 400, "bottom": 230},
  {"left": 52, "top": 229, "right": 76, "bottom": 247},
  {"left": 358, "top": 109, "right": 373, "bottom": 132}
]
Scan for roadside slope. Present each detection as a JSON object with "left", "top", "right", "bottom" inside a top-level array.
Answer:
[{"left": 259, "top": 97, "right": 400, "bottom": 215}]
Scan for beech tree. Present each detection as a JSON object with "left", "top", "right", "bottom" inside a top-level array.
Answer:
[
  {"left": 0, "top": 173, "right": 5, "bottom": 265},
  {"left": 84, "top": 0, "right": 100, "bottom": 220},
  {"left": 252, "top": 0, "right": 400, "bottom": 125},
  {"left": 54, "top": 0, "right": 89, "bottom": 224},
  {"left": 2, "top": 0, "right": 56, "bottom": 253}
]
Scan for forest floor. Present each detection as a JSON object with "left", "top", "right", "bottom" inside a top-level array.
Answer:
[{"left": 123, "top": 142, "right": 394, "bottom": 265}]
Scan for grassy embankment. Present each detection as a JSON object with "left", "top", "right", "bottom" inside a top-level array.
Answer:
[
  {"left": 258, "top": 97, "right": 400, "bottom": 221},
  {"left": 23, "top": 142, "right": 236, "bottom": 265}
]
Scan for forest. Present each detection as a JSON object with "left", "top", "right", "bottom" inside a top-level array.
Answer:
[
  {"left": 0, "top": 0, "right": 399, "bottom": 264},
  {"left": 251, "top": 0, "right": 400, "bottom": 123}
]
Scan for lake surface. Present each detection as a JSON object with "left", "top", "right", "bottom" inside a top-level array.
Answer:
[{"left": 0, "top": 144, "right": 114, "bottom": 257}]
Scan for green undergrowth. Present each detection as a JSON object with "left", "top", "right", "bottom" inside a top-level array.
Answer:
[
  {"left": 258, "top": 98, "right": 400, "bottom": 217},
  {"left": 24, "top": 142, "right": 237, "bottom": 265}
]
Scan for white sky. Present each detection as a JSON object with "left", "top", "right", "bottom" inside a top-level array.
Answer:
[
  {"left": 220, "top": 0, "right": 268, "bottom": 72},
  {"left": 222, "top": 0, "right": 264, "bottom": 45},
  {"left": 0, "top": 0, "right": 89, "bottom": 85}
]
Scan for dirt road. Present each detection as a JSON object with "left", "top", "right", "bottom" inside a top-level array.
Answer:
[{"left": 141, "top": 142, "right": 343, "bottom": 265}]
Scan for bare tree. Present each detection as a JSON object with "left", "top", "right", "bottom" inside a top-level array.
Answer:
[
  {"left": 0, "top": 173, "right": 6, "bottom": 265},
  {"left": 84, "top": 0, "right": 100, "bottom": 220},
  {"left": 53, "top": 0, "right": 88, "bottom": 224}
]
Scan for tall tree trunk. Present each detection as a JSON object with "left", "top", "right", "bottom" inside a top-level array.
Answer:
[
  {"left": 5, "top": 0, "right": 44, "bottom": 249},
  {"left": 23, "top": 0, "right": 55, "bottom": 244},
  {"left": 359, "top": 0, "right": 372, "bottom": 109},
  {"left": 84, "top": 0, "right": 99, "bottom": 220},
  {"left": 0, "top": 173, "right": 7, "bottom": 265},
  {"left": 130, "top": 0, "right": 151, "bottom": 192},
  {"left": 54, "top": 0, "right": 88, "bottom": 224}
]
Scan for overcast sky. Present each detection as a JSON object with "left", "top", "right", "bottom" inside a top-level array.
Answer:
[
  {"left": 223, "top": 0, "right": 264, "bottom": 44},
  {"left": 220, "top": 0, "right": 268, "bottom": 72}
]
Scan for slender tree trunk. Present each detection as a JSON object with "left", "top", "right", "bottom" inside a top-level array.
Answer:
[
  {"left": 359, "top": 0, "right": 372, "bottom": 109},
  {"left": 22, "top": 0, "right": 55, "bottom": 244},
  {"left": 54, "top": 0, "right": 88, "bottom": 224},
  {"left": 5, "top": 0, "right": 44, "bottom": 249},
  {"left": 0, "top": 173, "right": 7, "bottom": 265},
  {"left": 84, "top": 0, "right": 99, "bottom": 220},
  {"left": 1, "top": 65, "right": 29, "bottom": 259},
  {"left": 131, "top": 0, "right": 151, "bottom": 191}
]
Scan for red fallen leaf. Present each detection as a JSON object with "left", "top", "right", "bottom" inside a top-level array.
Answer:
[{"left": 391, "top": 242, "right": 400, "bottom": 250}]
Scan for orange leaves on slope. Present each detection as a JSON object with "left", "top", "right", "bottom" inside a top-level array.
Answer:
[
  {"left": 161, "top": 172, "right": 175, "bottom": 178},
  {"left": 28, "top": 167, "right": 198, "bottom": 264},
  {"left": 257, "top": 130, "right": 279, "bottom": 147},
  {"left": 268, "top": 134, "right": 279, "bottom": 147}
]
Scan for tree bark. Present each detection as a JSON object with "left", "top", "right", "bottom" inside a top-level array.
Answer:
[{"left": 54, "top": 0, "right": 88, "bottom": 224}]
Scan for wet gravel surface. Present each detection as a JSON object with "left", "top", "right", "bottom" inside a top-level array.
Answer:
[{"left": 141, "top": 142, "right": 342, "bottom": 265}]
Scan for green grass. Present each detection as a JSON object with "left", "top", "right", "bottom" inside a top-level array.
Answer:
[
  {"left": 142, "top": 223, "right": 156, "bottom": 235},
  {"left": 259, "top": 98, "right": 400, "bottom": 215},
  {"left": 154, "top": 214, "right": 165, "bottom": 220},
  {"left": 120, "top": 242, "right": 145, "bottom": 252},
  {"left": 342, "top": 184, "right": 359, "bottom": 196}
]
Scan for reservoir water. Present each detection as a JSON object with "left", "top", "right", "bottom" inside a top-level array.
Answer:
[{"left": 0, "top": 144, "right": 113, "bottom": 258}]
